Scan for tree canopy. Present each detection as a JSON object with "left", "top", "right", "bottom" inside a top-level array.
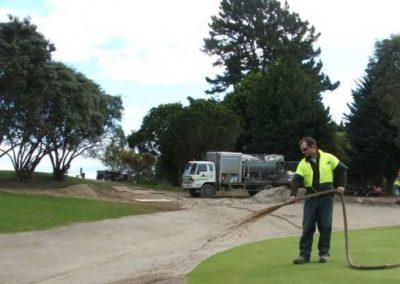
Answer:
[
  {"left": 203, "top": 0, "right": 338, "bottom": 94},
  {"left": 224, "top": 60, "right": 336, "bottom": 160},
  {"left": 128, "top": 98, "right": 240, "bottom": 185},
  {"left": 346, "top": 36, "right": 400, "bottom": 189},
  {"left": 0, "top": 16, "right": 123, "bottom": 181}
]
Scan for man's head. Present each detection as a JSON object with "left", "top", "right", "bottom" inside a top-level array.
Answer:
[{"left": 299, "top": 136, "right": 318, "bottom": 158}]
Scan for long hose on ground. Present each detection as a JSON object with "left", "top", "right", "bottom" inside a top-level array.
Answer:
[{"left": 234, "top": 189, "right": 400, "bottom": 270}]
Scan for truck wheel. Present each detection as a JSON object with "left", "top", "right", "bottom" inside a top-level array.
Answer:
[
  {"left": 189, "top": 189, "right": 200, "bottom": 197},
  {"left": 247, "top": 186, "right": 264, "bottom": 197},
  {"left": 200, "top": 184, "right": 215, "bottom": 198}
]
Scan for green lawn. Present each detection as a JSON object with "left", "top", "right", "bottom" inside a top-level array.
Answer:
[
  {"left": 0, "top": 191, "right": 155, "bottom": 233},
  {"left": 188, "top": 226, "right": 400, "bottom": 284},
  {"left": 0, "top": 170, "right": 113, "bottom": 191},
  {"left": 0, "top": 170, "right": 183, "bottom": 192}
]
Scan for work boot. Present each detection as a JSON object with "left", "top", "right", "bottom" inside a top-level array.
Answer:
[
  {"left": 293, "top": 255, "right": 310, "bottom": 264},
  {"left": 319, "top": 255, "right": 329, "bottom": 263}
]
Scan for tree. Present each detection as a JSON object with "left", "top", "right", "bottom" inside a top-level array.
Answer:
[
  {"left": 346, "top": 36, "right": 400, "bottom": 191},
  {"left": 99, "top": 126, "right": 127, "bottom": 172},
  {"left": 346, "top": 76, "right": 400, "bottom": 191},
  {"left": 332, "top": 128, "right": 351, "bottom": 166},
  {"left": 120, "top": 150, "right": 156, "bottom": 182},
  {"left": 203, "top": 0, "right": 338, "bottom": 94},
  {"left": 128, "top": 98, "right": 240, "bottom": 185},
  {"left": 43, "top": 62, "right": 123, "bottom": 180},
  {"left": 224, "top": 61, "right": 336, "bottom": 160},
  {"left": 157, "top": 98, "right": 240, "bottom": 185},
  {"left": 367, "top": 35, "right": 400, "bottom": 147},
  {"left": 127, "top": 103, "right": 184, "bottom": 155},
  {"left": 0, "top": 16, "right": 55, "bottom": 181}
]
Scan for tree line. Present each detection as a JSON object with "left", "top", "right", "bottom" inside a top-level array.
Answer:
[
  {"left": 2, "top": 1, "right": 399, "bottom": 191},
  {"left": 0, "top": 16, "right": 123, "bottom": 182},
  {"left": 128, "top": 0, "right": 400, "bottom": 191}
]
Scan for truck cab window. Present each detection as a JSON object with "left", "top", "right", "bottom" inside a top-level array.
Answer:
[
  {"left": 208, "top": 164, "right": 214, "bottom": 172},
  {"left": 184, "top": 163, "right": 198, "bottom": 175},
  {"left": 196, "top": 164, "right": 207, "bottom": 175}
]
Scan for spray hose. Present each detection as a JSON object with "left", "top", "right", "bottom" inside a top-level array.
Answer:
[{"left": 234, "top": 189, "right": 400, "bottom": 270}]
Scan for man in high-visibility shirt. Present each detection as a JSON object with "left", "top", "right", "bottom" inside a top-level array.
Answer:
[
  {"left": 394, "top": 170, "right": 400, "bottom": 205},
  {"left": 289, "top": 137, "right": 347, "bottom": 264}
]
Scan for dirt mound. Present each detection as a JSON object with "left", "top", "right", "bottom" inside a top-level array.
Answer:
[
  {"left": 59, "top": 184, "right": 103, "bottom": 199},
  {"left": 252, "top": 186, "right": 291, "bottom": 203}
]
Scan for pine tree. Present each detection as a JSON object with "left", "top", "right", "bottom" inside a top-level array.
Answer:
[
  {"left": 224, "top": 60, "right": 335, "bottom": 160},
  {"left": 203, "top": 0, "right": 338, "bottom": 94}
]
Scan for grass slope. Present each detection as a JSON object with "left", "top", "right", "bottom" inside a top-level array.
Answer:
[
  {"left": 0, "top": 191, "right": 155, "bottom": 233},
  {"left": 0, "top": 170, "right": 112, "bottom": 190},
  {"left": 0, "top": 170, "right": 182, "bottom": 192},
  {"left": 188, "top": 226, "right": 400, "bottom": 284}
]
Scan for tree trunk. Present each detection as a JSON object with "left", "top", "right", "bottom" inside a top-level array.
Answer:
[
  {"left": 53, "top": 166, "right": 68, "bottom": 181},
  {"left": 15, "top": 168, "right": 33, "bottom": 182}
]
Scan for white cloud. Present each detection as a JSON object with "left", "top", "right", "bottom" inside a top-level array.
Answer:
[
  {"left": 22, "top": 0, "right": 222, "bottom": 84},
  {"left": 286, "top": 0, "right": 400, "bottom": 121},
  {"left": 121, "top": 106, "right": 148, "bottom": 133}
]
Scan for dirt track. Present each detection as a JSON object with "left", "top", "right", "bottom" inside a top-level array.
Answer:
[{"left": 1, "top": 186, "right": 400, "bottom": 284}]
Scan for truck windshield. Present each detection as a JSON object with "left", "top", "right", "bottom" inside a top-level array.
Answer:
[{"left": 184, "top": 163, "right": 197, "bottom": 175}]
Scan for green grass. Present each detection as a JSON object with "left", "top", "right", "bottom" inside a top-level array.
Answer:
[
  {"left": 0, "top": 170, "right": 182, "bottom": 192},
  {"left": 188, "top": 226, "right": 400, "bottom": 284},
  {"left": 0, "top": 170, "right": 113, "bottom": 191},
  {"left": 0, "top": 191, "right": 155, "bottom": 233}
]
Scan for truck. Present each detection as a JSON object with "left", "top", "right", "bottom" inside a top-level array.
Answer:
[
  {"left": 181, "top": 152, "right": 297, "bottom": 197},
  {"left": 96, "top": 170, "right": 132, "bottom": 182}
]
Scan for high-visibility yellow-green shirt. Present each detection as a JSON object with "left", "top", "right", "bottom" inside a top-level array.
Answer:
[
  {"left": 395, "top": 177, "right": 400, "bottom": 187},
  {"left": 295, "top": 150, "right": 340, "bottom": 190}
]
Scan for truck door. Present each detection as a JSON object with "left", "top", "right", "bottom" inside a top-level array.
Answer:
[
  {"left": 196, "top": 163, "right": 209, "bottom": 183},
  {"left": 208, "top": 163, "right": 216, "bottom": 181}
]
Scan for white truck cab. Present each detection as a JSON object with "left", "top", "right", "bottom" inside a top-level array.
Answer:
[{"left": 181, "top": 161, "right": 216, "bottom": 197}]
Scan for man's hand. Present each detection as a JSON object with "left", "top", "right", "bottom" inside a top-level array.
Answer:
[
  {"left": 336, "top": 186, "right": 345, "bottom": 194},
  {"left": 288, "top": 196, "right": 297, "bottom": 203}
]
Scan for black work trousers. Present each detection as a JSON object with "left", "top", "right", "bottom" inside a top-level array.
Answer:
[{"left": 299, "top": 194, "right": 334, "bottom": 259}]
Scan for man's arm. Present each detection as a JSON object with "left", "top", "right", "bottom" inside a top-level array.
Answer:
[
  {"left": 290, "top": 174, "right": 304, "bottom": 197},
  {"left": 333, "top": 161, "right": 348, "bottom": 189}
]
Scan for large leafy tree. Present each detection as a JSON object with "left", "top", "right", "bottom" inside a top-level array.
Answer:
[
  {"left": 0, "top": 16, "right": 55, "bottom": 181},
  {"left": 203, "top": 0, "right": 338, "bottom": 94},
  {"left": 128, "top": 98, "right": 240, "bottom": 185},
  {"left": 367, "top": 35, "right": 400, "bottom": 147},
  {"left": 127, "top": 103, "right": 184, "bottom": 156},
  {"left": 158, "top": 98, "right": 240, "bottom": 184},
  {"left": 346, "top": 64, "right": 400, "bottom": 190},
  {"left": 0, "top": 16, "right": 123, "bottom": 182},
  {"left": 99, "top": 126, "right": 127, "bottom": 172},
  {"left": 224, "top": 61, "right": 336, "bottom": 160},
  {"left": 44, "top": 62, "right": 123, "bottom": 180},
  {"left": 120, "top": 150, "right": 156, "bottom": 182}
]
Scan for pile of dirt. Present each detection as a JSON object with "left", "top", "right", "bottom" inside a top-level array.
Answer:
[
  {"left": 0, "top": 184, "right": 105, "bottom": 200},
  {"left": 59, "top": 184, "right": 103, "bottom": 199},
  {"left": 252, "top": 186, "right": 291, "bottom": 203}
]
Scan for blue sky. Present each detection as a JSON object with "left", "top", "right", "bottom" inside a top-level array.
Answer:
[{"left": 1, "top": 0, "right": 399, "bottom": 178}]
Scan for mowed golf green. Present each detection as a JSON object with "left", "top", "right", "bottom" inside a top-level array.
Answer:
[
  {"left": 188, "top": 226, "right": 400, "bottom": 283},
  {"left": 0, "top": 191, "right": 156, "bottom": 233}
]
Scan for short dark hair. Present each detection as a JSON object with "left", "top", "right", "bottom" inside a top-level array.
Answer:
[{"left": 299, "top": 136, "right": 317, "bottom": 147}]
